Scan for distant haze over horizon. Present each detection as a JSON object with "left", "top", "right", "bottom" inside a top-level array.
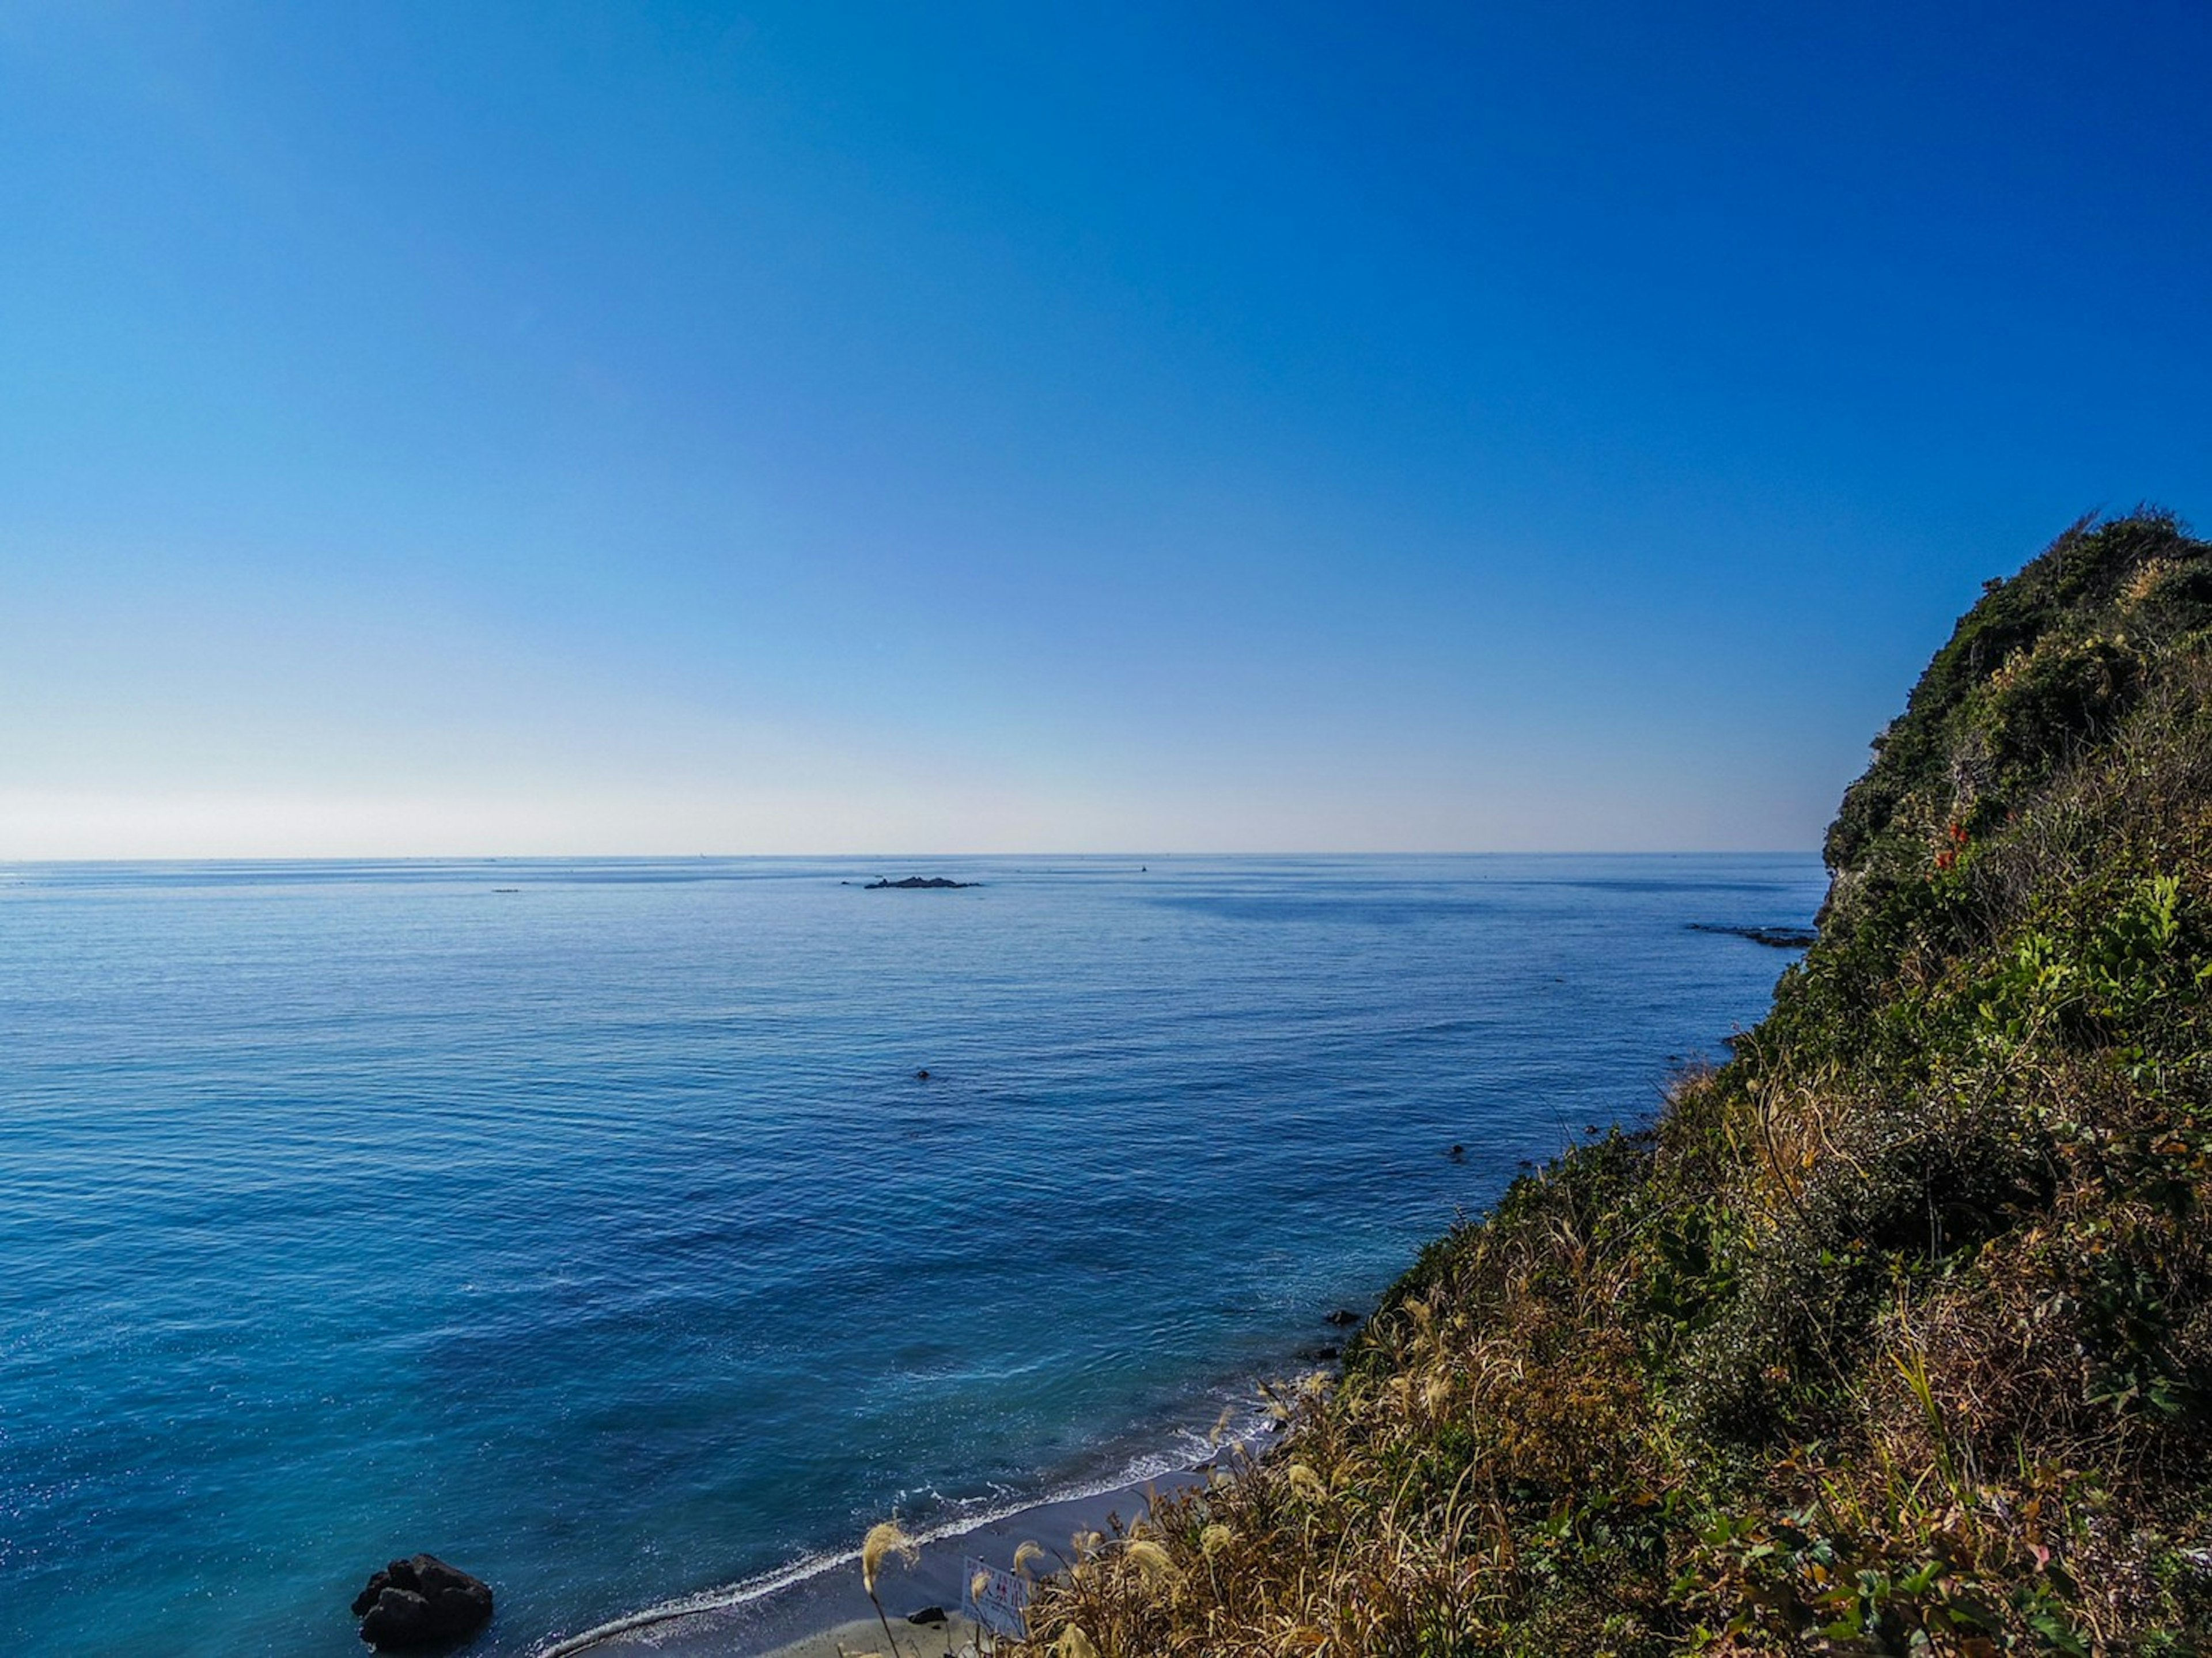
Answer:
[
  {"left": 5, "top": 3, "right": 2207, "bottom": 860},
  {"left": 0, "top": 844, "right": 1824, "bottom": 866}
]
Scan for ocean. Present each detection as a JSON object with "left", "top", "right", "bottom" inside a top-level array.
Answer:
[{"left": 0, "top": 853, "right": 1824, "bottom": 1655}]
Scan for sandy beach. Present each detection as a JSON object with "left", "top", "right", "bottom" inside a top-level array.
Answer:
[{"left": 756, "top": 1611, "right": 991, "bottom": 1658}]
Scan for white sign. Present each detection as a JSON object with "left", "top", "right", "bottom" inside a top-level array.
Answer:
[{"left": 961, "top": 1555, "right": 1029, "bottom": 1638}]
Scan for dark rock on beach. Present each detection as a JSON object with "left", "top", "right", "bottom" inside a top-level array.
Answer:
[
  {"left": 351, "top": 1555, "right": 493, "bottom": 1651},
  {"left": 866, "top": 876, "right": 978, "bottom": 889},
  {"left": 1687, "top": 921, "right": 1818, "bottom": 948},
  {"left": 908, "top": 1606, "right": 950, "bottom": 1626}
]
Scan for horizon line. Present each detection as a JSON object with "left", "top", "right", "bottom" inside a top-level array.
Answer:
[{"left": 0, "top": 847, "right": 1825, "bottom": 866}]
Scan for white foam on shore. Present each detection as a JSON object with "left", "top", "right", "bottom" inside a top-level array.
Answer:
[{"left": 532, "top": 1410, "right": 1278, "bottom": 1657}]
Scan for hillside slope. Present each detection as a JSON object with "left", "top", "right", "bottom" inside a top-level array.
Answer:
[{"left": 1014, "top": 511, "right": 2212, "bottom": 1656}]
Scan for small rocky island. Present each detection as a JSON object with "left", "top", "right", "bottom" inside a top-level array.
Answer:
[{"left": 863, "top": 876, "right": 978, "bottom": 889}]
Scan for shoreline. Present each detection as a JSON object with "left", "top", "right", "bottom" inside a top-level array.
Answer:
[
  {"left": 541, "top": 1460, "right": 1224, "bottom": 1656},
  {"left": 528, "top": 1361, "right": 1307, "bottom": 1658},
  {"left": 526, "top": 1376, "right": 1311, "bottom": 1658}
]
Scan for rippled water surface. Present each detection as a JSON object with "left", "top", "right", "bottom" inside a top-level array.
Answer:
[{"left": 0, "top": 854, "right": 1823, "bottom": 1655}]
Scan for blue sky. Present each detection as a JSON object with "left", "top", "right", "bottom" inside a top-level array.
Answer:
[{"left": 3, "top": 2, "right": 2208, "bottom": 856}]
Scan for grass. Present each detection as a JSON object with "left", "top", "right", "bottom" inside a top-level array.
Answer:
[
  {"left": 860, "top": 1519, "right": 921, "bottom": 1657},
  {"left": 933, "top": 510, "right": 2212, "bottom": 1655}
]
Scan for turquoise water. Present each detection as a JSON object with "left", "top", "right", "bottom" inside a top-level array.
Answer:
[{"left": 0, "top": 854, "right": 1823, "bottom": 1655}]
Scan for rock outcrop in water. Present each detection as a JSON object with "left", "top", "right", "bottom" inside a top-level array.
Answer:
[
  {"left": 865, "top": 876, "right": 977, "bottom": 889},
  {"left": 351, "top": 1555, "right": 493, "bottom": 1651}
]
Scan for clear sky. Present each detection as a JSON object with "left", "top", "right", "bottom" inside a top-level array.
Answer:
[{"left": 4, "top": 2, "right": 2208, "bottom": 858}]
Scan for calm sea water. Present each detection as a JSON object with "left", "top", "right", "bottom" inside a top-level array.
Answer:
[{"left": 0, "top": 854, "right": 1823, "bottom": 1656}]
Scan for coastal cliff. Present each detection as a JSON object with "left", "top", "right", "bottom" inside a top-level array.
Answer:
[{"left": 1014, "top": 512, "right": 2212, "bottom": 1654}]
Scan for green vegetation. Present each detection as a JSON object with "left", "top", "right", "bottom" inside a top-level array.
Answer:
[{"left": 1012, "top": 511, "right": 2212, "bottom": 1655}]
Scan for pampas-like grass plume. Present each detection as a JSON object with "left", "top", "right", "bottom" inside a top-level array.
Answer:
[
  {"left": 1123, "top": 1537, "right": 1178, "bottom": 1587},
  {"left": 861, "top": 1520, "right": 918, "bottom": 1595},
  {"left": 1054, "top": 1627, "right": 1099, "bottom": 1658},
  {"left": 1013, "top": 1541, "right": 1045, "bottom": 1578},
  {"left": 860, "top": 1517, "right": 920, "bottom": 1658}
]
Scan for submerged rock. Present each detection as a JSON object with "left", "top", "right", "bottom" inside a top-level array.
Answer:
[
  {"left": 1323, "top": 1308, "right": 1361, "bottom": 1327},
  {"left": 351, "top": 1555, "right": 493, "bottom": 1651}
]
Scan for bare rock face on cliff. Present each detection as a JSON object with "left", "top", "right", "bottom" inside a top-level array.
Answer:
[{"left": 350, "top": 1554, "right": 493, "bottom": 1651}]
